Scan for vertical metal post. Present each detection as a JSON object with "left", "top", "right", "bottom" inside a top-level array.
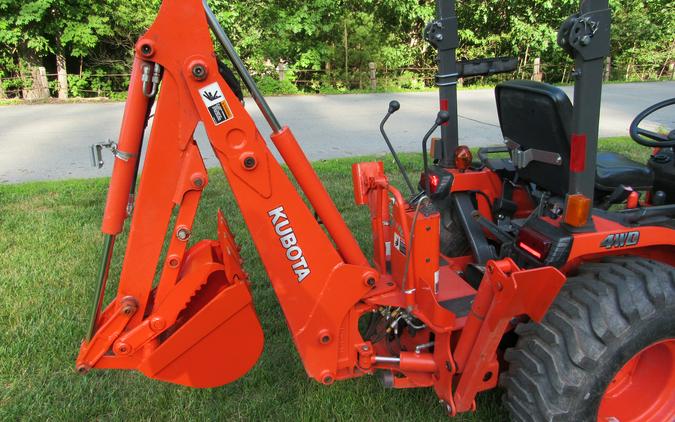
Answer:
[
  {"left": 436, "top": 0, "right": 459, "bottom": 167},
  {"left": 564, "top": 0, "right": 611, "bottom": 202}
]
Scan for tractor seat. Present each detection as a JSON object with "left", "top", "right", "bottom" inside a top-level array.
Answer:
[
  {"left": 595, "top": 151, "right": 654, "bottom": 192},
  {"left": 496, "top": 80, "right": 654, "bottom": 196}
]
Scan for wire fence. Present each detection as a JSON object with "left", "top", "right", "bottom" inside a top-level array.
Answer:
[{"left": 2, "top": 58, "right": 673, "bottom": 100}]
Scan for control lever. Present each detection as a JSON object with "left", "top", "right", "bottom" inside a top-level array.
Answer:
[
  {"left": 380, "top": 100, "right": 416, "bottom": 195},
  {"left": 422, "top": 111, "right": 450, "bottom": 196}
]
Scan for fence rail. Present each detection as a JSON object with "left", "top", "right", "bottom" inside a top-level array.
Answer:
[{"left": 2, "top": 57, "right": 673, "bottom": 100}]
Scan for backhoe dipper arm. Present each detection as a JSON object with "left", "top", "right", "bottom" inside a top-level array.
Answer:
[{"left": 78, "top": 0, "right": 376, "bottom": 387}]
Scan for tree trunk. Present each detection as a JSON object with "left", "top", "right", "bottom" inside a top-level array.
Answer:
[
  {"left": 18, "top": 42, "right": 43, "bottom": 100},
  {"left": 56, "top": 50, "right": 69, "bottom": 100},
  {"left": 344, "top": 19, "right": 349, "bottom": 85},
  {"left": 0, "top": 76, "right": 6, "bottom": 99},
  {"left": 24, "top": 67, "right": 50, "bottom": 100},
  {"left": 519, "top": 45, "right": 530, "bottom": 79}
]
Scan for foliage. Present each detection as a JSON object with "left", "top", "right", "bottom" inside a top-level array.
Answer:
[
  {"left": 256, "top": 75, "right": 299, "bottom": 96},
  {"left": 0, "top": 0, "right": 673, "bottom": 98}
]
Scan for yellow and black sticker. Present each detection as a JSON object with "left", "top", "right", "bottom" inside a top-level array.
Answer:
[{"left": 199, "top": 82, "right": 233, "bottom": 125}]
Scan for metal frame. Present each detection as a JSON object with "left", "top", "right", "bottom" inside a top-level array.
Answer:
[{"left": 563, "top": 0, "right": 611, "bottom": 201}]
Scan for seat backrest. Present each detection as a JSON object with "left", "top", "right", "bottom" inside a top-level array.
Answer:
[{"left": 495, "top": 80, "right": 573, "bottom": 196}]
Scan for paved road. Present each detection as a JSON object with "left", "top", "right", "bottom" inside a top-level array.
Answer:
[{"left": 1, "top": 81, "right": 673, "bottom": 183}]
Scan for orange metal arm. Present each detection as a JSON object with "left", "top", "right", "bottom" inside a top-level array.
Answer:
[{"left": 78, "top": 0, "right": 375, "bottom": 387}]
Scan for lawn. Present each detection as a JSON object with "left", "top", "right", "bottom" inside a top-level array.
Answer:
[{"left": 0, "top": 137, "right": 648, "bottom": 420}]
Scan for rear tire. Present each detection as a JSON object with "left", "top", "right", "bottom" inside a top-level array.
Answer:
[
  {"left": 437, "top": 197, "right": 469, "bottom": 257},
  {"left": 500, "top": 256, "right": 675, "bottom": 421}
]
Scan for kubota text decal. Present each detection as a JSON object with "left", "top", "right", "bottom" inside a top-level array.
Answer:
[{"left": 268, "top": 206, "right": 311, "bottom": 282}]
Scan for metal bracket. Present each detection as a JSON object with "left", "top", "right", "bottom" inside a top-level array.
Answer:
[
  {"left": 90, "top": 140, "right": 135, "bottom": 169},
  {"left": 558, "top": 8, "right": 611, "bottom": 61},
  {"left": 505, "top": 138, "right": 562, "bottom": 169},
  {"left": 424, "top": 17, "right": 458, "bottom": 51}
]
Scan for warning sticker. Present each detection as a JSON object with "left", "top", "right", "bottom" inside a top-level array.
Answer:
[
  {"left": 393, "top": 232, "right": 407, "bottom": 255},
  {"left": 199, "top": 82, "right": 233, "bottom": 125}
]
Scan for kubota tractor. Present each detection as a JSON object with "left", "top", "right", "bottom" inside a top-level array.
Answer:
[{"left": 76, "top": 0, "right": 674, "bottom": 420}]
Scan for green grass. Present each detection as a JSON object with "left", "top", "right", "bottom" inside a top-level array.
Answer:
[{"left": 0, "top": 137, "right": 644, "bottom": 420}]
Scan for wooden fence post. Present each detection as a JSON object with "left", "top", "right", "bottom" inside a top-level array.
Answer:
[
  {"left": 0, "top": 76, "right": 6, "bottom": 99},
  {"left": 22, "top": 66, "right": 50, "bottom": 100},
  {"left": 532, "top": 57, "right": 543, "bottom": 81},
  {"left": 604, "top": 56, "right": 611, "bottom": 82},
  {"left": 369, "top": 62, "right": 377, "bottom": 90},
  {"left": 276, "top": 61, "right": 287, "bottom": 81}
]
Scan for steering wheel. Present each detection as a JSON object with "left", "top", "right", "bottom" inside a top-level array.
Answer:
[{"left": 630, "top": 97, "right": 675, "bottom": 147}]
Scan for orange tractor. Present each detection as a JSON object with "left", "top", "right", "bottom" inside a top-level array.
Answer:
[{"left": 77, "top": 0, "right": 674, "bottom": 420}]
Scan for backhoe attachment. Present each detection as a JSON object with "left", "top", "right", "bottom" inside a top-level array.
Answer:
[{"left": 77, "top": 0, "right": 374, "bottom": 388}]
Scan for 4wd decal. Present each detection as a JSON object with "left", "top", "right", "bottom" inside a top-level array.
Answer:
[
  {"left": 268, "top": 206, "right": 311, "bottom": 282},
  {"left": 199, "top": 82, "right": 233, "bottom": 125},
  {"left": 600, "top": 231, "right": 640, "bottom": 249}
]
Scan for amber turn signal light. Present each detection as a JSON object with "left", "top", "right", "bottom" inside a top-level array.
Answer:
[
  {"left": 454, "top": 146, "right": 473, "bottom": 171},
  {"left": 564, "top": 194, "right": 592, "bottom": 227}
]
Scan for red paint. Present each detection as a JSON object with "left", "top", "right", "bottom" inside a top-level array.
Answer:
[
  {"left": 598, "top": 339, "right": 675, "bottom": 421},
  {"left": 440, "top": 99, "right": 449, "bottom": 126},
  {"left": 570, "top": 133, "right": 587, "bottom": 173}
]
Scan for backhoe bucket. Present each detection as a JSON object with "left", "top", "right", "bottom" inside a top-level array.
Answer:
[
  {"left": 78, "top": 211, "right": 264, "bottom": 388},
  {"left": 139, "top": 273, "right": 264, "bottom": 387},
  {"left": 138, "top": 212, "right": 265, "bottom": 388}
]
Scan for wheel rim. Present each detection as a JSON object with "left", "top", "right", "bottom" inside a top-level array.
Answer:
[{"left": 598, "top": 339, "right": 675, "bottom": 422}]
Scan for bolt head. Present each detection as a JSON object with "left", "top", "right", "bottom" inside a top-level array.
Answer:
[
  {"left": 140, "top": 43, "right": 153, "bottom": 57},
  {"left": 243, "top": 156, "right": 256, "bottom": 169},
  {"left": 150, "top": 317, "right": 166, "bottom": 331},
  {"left": 192, "top": 64, "right": 207, "bottom": 80},
  {"left": 366, "top": 278, "right": 376, "bottom": 287},
  {"left": 176, "top": 227, "right": 191, "bottom": 241}
]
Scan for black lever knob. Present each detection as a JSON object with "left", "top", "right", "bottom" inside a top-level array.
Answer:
[
  {"left": 388, "top": 100, "right": 401, "bottom": 114},
  {"left": 435, "top": 110, "right": 451, "bottom": 125}
]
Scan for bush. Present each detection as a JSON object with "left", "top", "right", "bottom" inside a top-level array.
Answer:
[
  {"left": 256, "top": 75, "right": 299, "bottom": 95},
  {"left": 68, "top": 72, "right": 90, "bottom": 97}
]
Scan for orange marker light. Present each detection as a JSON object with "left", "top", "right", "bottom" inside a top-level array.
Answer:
[
  {"left": 564, "top": 194, "right": 592, "bottom": 227},
  {"left": 454, "top": 146, "right": 473, "bottom": 171}
]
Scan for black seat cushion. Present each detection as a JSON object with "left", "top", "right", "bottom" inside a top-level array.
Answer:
[
  {"left": 596, "top": 152, "right": 655, "bottom": 192},
  {"left": 496, "top": 80, "right": 573, "bottom": 196}
]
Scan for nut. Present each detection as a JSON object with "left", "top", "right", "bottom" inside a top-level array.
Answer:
[
  {"left": 139, "top": 42, "right": 154, "bottom": 57},
  {"left": 176, "top": 227, "right": 191, "bottom": 241},
  {"left": 243, "top": 156, "right": 256, "bottom": 169},
  {"left": 150, "top": 317, "right": 166, "bottom": 332},
  {"left": 192, "top": 64, "right": 207, "bottom": 81}
]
